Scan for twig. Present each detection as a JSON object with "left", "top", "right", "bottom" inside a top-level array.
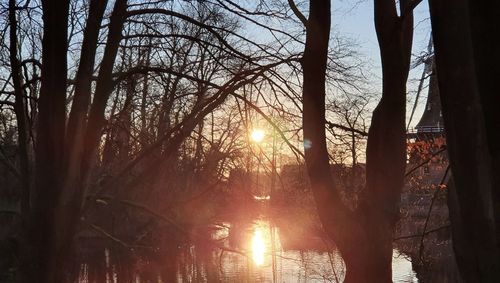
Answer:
[
  {"left": 405, "top": 147, "right": 447, "bottom": 177},
  {"left": 393, "top": 224, "right": 450, "bottom": 241},
  {"left": 84, "top": 220, "right": 153, "bottom": 250},
  {"left": 326, "top": 120, "right": 368, "bottom": 137},
  {"left": 287, "top": 0, "right": 307, "bottom": 26},
  {"left": 418, "top": 164, "right": 451, "bottom": 262},
  {"left": 232, "top": 92, "right": 304, "bottom": 159},
  {"left": 90, "top": 195, "right": 247, "bottom": 256}
]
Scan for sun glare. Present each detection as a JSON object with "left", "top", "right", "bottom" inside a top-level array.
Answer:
[
  {"left": 250, "top": 129, "right": 265, "bottom": 143},
  {"left": 252, "top": 229, "right": 266, "bottom": 266},
  {"left": 253, "top": 195, "right": 271, "bottom": 201}
]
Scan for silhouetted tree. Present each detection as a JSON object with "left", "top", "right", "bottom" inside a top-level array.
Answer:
[
  {"left": 300, "top": 0, "right": 415, "bottom": 281},
  {"left": 1, "top": 1, "right": 301, "bottom": 282},
  {"left": 429, "top": 0, "right": 500, "bottom": 281}
]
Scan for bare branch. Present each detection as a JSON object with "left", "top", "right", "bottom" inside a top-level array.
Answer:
[
  {"left": 405, "top": 146, "right": 447, "bottom": 177},
  {"left": 84, "top": 220, "right": 154, "bottom": 250},
  {"left": 232, "top": 92, "right": 305, "bottom": 159},
  {"left": 418, "top": 165, "right": 451, "bottom": 261},
  {"left": 393, "top": 224, "right": 450, "bottom": 241},
  {"left": 288, "top": 0, "right": 307, "bottom": 26},
  {"left": 326, "top": 120, "right": 368, "bottom": 137}
]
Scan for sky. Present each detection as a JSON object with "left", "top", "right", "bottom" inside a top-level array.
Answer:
[
  {"left": 332, "top": 0, "right": 433, "bottom": 127},
  {"left": 333, "top": 0, "right": 432, "bottom": 71}
]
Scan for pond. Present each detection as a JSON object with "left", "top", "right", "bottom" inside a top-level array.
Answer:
[{"left": 76, "top": 218, "right": 419, "bottom": 283}]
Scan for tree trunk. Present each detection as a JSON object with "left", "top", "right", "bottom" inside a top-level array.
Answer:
[
  {"left": 140, "top": 43, "right": 152, "bottom": 147},
  {"left": 55, "top": 4, "right": 108, "bottom": 272},
  {"left": 301, "top": 0, "right": 413, "bottom": 281},
  {"left": 19, "top": 0, "right": 69, "bottom": 282},
  {"left": 428, "top": 0, "right": 500, "bottom": 281},
  {"left": 52, "top": 1, "right": 126, "bottom": 280},
  {"left": 9, "top": 0, "right": 32, "bottom": 216},
  {"left": 64, "top": 0, "right": 108, "bottom": 199},
  {"left": 18, "top": 1, "right": 124, "bottom": 282},
  {"left": 82, "top": 0, "right": 127, "bottom": 180}
]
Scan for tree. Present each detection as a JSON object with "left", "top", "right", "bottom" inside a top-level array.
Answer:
[
  {"left": 428, "top": 0, "right": 500, "bottom": 281},
  {"left": 299, "top": 0, "right": 415, "bottom": 281},
  {"left": 1, "top": 1, "right": 300, "bottom": 282},
  {"left": 327, "top": 96, "right": 369, "bottom": 193}
]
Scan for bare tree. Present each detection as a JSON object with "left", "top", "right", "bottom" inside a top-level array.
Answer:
[
  {"left": 299, "top": 0, "right": 416, "bottom": 281},
  {"left": 0, "top": 1, "right": 303, "bottom": 281}
]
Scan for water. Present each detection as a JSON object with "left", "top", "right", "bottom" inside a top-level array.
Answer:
[
  {"left": 215, "top": 219, "right": 417, "bottom": 282},
  {"left": 76, "top": 218, "right": 419, "bottom": 283}
]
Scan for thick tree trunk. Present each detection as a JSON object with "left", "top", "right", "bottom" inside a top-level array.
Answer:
[
  {"left": 18, "top": 1, "right": 123, "bottom": 282},
  {"left": 429, "top": 0, "right": 500, "bottom": 281},
  {"left": 52, "top": 3, "right": 109, "bottom": 275},
  {"left": 52, "top": 1, "right": 126, "bottom": 280},
  {"left": 301, "top": 0, "right": 413, "bottom": 281},
  {"left": 341, "top": 234, "right": 393, "bottom": 282},
  {"left": 19, "top": 0, "right": 69, "bottom": 282}
]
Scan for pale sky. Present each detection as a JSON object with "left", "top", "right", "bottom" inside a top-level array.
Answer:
[{"left": 332, "top": 0, "right": 432, "bottom": 128}]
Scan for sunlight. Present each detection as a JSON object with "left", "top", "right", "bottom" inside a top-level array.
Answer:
[
  {"left": 250, "top": 129, "right": 265, "bottom": 143},
  {"left": 253, "top": 195, "right": 271, "bottom": 201},
  {"left": 252, "top": 229, "right": 266, "bottom": 266}
]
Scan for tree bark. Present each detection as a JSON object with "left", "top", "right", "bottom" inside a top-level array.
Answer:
[
  {"left": 53, "top": 4, "right": 109, "bottom": 273},
  {"left": 82, "top": 0, "right": 127, "bottom": 193},
  {"left": 19, "top": 0, "right": 69, "bottom": 282},
  {"left": 51, "top": 1, "right": 125, "bottom": 280},
  {"left": 64, "top": 0, "right": 108, "bottom": 203},
  {"left": 428, "top": 0, "right": 500, "bottom": 281},
  {"left": 301, "top": 0, "right": 413, "bottom": 281}
]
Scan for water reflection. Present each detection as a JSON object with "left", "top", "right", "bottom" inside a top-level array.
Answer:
[
  {"left": 251, "top": 228, "right": 265, "bottom": 266},
  {"left": 76, "top": 217, "right": 424, "bottom": 282}
]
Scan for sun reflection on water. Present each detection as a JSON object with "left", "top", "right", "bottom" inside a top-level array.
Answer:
[{"left": 252, "top": 228, "right": 266, "bottom": 266}]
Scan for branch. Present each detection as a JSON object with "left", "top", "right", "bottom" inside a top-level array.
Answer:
[
  {"left": 90, "top": 196, "right": 247, "bottom": 256},
  {"left": 393, "top": 224, "right": 450, "bottom": 241},
  {"left": 288, "top": 0, "right": 307, "bottom": 26},
  {"left": 213, "top": 0, "right": 304, "bottom": 45},
  {"left": 405, "top": 146, "right": 447, "bottom": 177},
  {"left": 0, "top": 100, "right": 15, "bottom": 107},
  {"left": 326, "top": 120, "right": 368, "bottom": 137},
  {"left": 20, "top": 58, "right": 42, "bottom": 69},
  {"left": 401, "top": 0, "right": 423, "bottom": 21},
  {"left": 418, "top": 164, "right": 451, "bottom": 261},
  {"left": 232, "top": 93, "right": 305, "bottom": 159},
  {"left": 127, "top": 9, "right": 252, "bottom": 62},
  {"left": 83, "top": 220, "right": 154, "bottom": 250}
]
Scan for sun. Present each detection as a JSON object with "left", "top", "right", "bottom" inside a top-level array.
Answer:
[{"left": 250, "top": 129, "right": 265, "bottom": 143}]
